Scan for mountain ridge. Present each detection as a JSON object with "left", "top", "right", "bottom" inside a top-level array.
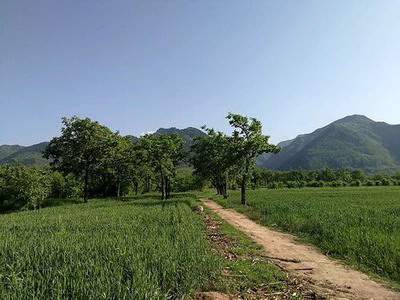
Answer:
[{"left": 259, "top": 115, "right": 400, "bottom": 172}]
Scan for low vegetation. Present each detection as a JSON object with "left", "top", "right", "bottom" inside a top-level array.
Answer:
[
  {"left": 0, "top": 195, "right": 219, "bottom": 299},
  {"left": 210, "top": 187, "right": 400, "bottom": 284},
  {"left": 250, "top": 168, "right": 400, "bottom": 189}
]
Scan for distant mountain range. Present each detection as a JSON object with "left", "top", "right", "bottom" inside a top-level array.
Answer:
[
  {"left": 258, "top": 115, "right": 400, "bottom": 173},
  {"left": 1, "top": 116, "right": 399, "bottom": 172},
  {"left": 0, "top": 142, "right": 49, "bottom": 166},
  {"left": 0, "top": 127, "right": 205, "bottom": 166}
]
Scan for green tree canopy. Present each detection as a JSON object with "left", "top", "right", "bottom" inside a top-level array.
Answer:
[
  {"left": 227, "top": 113, "right": 280, "bottom": 205},
  {"left": 191, "top": 127, "right": 233, "bottom": 198},
  {"left": 140, "top": 134, "right": 185, "bottom": 199},
  {"left": 43, "top": 116, "right": 117, "bottom": 202}
]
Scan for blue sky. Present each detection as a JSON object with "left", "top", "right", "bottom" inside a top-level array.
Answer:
[{"left": 1, "top": 1, "right": 399, "bottom": 145}]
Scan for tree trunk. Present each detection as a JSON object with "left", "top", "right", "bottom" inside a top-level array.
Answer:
[
  {"left": 223, "top": 178, "right": 228, "bottom": 199},
  {"left": 161, "top": 172, "right": 165, "bottom": 200},
  {"left": 168, "top": 177, "right": 171, "bottom": 198},
  {"left": 241, "top": 174, "right": 247, "bottom": 205},
  {"left": 144, "top": 176, "right": 151, "bottom": 193},
  {"left": 135, "top": 182, "right": 138, "bottom": 195},
  {"left": 84, "top": 167, "right": 89, "bottom": 203},
  {"left": 216, "top": 184, "right": 221, "bottom": 195},
  {"left": 241, "top": 159, "right": 251, "bottom": 205},
  {"left": 117, "top": 180, "right": 121, "bottom": 198},
  {"left": 165, "top": 177, "right": 171, "bottom": 199}
]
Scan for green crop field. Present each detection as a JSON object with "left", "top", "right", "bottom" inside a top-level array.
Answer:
[
  {"left": 0, "top": 195, "right": 218, "bottom": 299},
  {"left": 211, "top": 186, "right": 400, "bottom": 284}
]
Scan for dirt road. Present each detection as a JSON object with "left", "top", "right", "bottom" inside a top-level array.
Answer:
[{"left": 202, "top": 199, "right": 400, "bottom": 300}]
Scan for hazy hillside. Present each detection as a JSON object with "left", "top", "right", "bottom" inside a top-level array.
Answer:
[
  {"left": 0, "top": 145, "right": 24, "bottom": 161},
  {"left": 0, "top": 142, "right": 49, "bottom": 166},
  {"left": 260, "top": 115, "right": 400, "bottom": 172},
  {"left": 155, "top": 127, "right": 205, "bottom": 150}
]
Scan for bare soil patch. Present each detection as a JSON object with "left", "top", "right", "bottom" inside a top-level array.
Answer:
[{"left": 199, "top": 205, "right": 322, "bottom": 299}]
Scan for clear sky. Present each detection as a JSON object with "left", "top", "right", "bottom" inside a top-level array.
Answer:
[{"left": 1, "top": 1, "right": 399, "bottom": 145}]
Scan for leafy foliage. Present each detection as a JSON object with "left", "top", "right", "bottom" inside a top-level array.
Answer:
[
  {"left": 191, "top": 113, "right": 279, "bottom": 204},
  {"left": 140, "top": 134, "right": 185, "bottom": 199},
  {"left": 0, "top": 165, "right": 51, "bottom": 210},
  {"left": 191, "top": 128, "right": 234, "bottom": 198},
  {"left": 227, "top": 113, "right": 279, "bottom": 204},
  {"left": 44, "top": 117, "right": 118, "bottom": 201}
]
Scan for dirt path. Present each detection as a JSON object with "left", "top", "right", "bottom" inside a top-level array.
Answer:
[{"left": 202, "top": 199, "right": 400, "bottom": 300}]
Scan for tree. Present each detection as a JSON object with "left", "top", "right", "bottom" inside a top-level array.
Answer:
[
  {"left": 227, "top": 113, "right": 279, "bottom": 205},
  {"left": 44, "top": 116, "right": 117, "bottom": 202},
  {"left": 191, "top": 128, "right": 233, "bottom": 198},
  {"left": 140, "top": 134, "right": 185, "bottom": 200},
  {"left": 107, "top": 136, "right": 135, "bottom": 198}
]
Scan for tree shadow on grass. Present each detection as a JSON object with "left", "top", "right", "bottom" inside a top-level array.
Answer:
[
  {"left": 128, "top": 198, "right": 192, "bottom": 208},
  {"left": 0, "top": 197, "right": 84, "bottom": 215},
  {"left": 123, "top": 192, "right": 198, "bottom": 202}
]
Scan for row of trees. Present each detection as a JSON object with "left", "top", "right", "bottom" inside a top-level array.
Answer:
[
  {"left": 41, "top": 114, "right": 279, "bottom": 206},
  {"left": 43, "top": 117, "right": 186, "bottom": 202},
  {"left": 191, "top": 113, "right": 279, "bottom": 205}
]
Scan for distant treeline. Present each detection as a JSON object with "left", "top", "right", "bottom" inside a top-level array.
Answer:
[{"left": 249, "top": 168, "right": 400, "bottom": 189}]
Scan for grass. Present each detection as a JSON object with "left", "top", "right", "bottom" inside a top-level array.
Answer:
[
  {"left": 0, "top": 192, "right": 294, "bottom": 299},
  {"left": 207, "top": 186, "right": 400, "bottom": 285},
  {"left": 0, "top": 194, "right": 219, "bottom": 299}
]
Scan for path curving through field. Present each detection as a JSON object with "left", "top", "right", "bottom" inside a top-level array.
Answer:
[{"left": 202, "top": 199, "right": 400, "bottom": 300}]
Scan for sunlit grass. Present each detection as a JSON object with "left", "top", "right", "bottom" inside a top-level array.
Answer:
[{"left": 0, "top": 195, "right": 218, "bottom": 299}]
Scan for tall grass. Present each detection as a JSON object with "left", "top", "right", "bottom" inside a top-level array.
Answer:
[
  {"left": 213, "top": 187, "right": 400, "bottom": 284},
  {"left": 0, "top": 196, "right": 218, "bottom": 299}
]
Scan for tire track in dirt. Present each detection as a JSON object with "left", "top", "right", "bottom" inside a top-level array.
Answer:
[{"left": 202, "top": 199, "right": 400, "bottom": 300}]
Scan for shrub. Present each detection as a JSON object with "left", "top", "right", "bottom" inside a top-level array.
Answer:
[
  {"left": 286, "top": 181, "right": 299, "bottom": 188},
  {"left": 49, "top": 172, "right": 82, "bottom": 199},
  {"left": 0, "top": 165, "right": 51, "bottom": 210},
  {"left": 267, "top": 181, "right": 285, "bottom": 189},
  {"left": 173, "top": 168, "right": 204, "bottom": 192},
  {"left": 307, "top": 181, "right": 325, "bottom": 188},
  {"left": 350, "top": 180, "right": 362, "bottom": 187},
  {"left": 365, "top": 180, "right": 375, "bottom": 186}
]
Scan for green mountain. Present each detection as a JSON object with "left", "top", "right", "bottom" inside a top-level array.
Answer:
[
  {"left": 0, "top": 142, "right": 49, "bottom": 166},
  {"left": 0, "top": 145, "right": 24, "bottom": 161},
  {"left": 155, "top": 127, "right": 205, "bottom": 148},
  {"left": 260, "top": 115, "right": 400, "bottom": 172}
]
